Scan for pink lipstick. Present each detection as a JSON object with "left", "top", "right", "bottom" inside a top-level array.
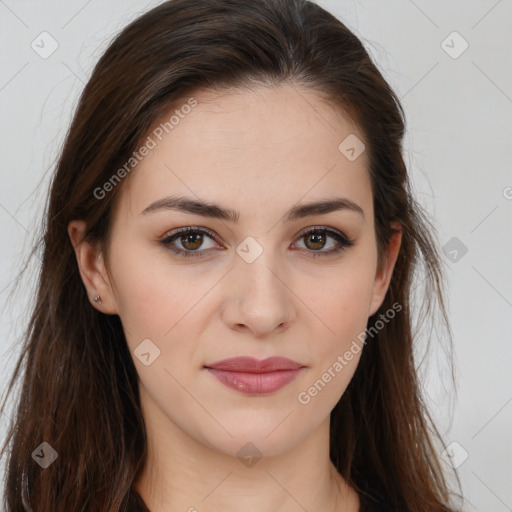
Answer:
[{"left": 204, "top": 356, "right": 305, "bottom": 395}]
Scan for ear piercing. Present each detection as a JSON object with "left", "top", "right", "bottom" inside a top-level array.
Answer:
[{"left": 93, "top": 295, "right": 102, "bottom": 304}]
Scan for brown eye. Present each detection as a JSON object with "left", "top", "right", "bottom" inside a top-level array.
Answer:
[
  {"left": 294, "top": 227, "right": 354, "bottom": 258},
  {"left": 180, "top": 232, "right": 204, "bottom": 251},
  {"left": 303, "top": 231, "right": 327, "bottom": 251},
  {"left": 160, "top": 227, "right": 219, "bottom": 258}
]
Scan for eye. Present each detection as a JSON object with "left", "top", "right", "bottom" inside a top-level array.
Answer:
[
  {"left": 292, "top": 227, "right": 354, "bottom": 258},
  {"left": 160, "top": 226, "right": 354, "bottom": 259},
  {"left": 160, "top": 227, "right": 220, "bottom": 258}
]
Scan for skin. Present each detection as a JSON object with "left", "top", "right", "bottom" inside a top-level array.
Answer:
[{"left": 69, "top": 83, "right": 401, "bottom": 512}]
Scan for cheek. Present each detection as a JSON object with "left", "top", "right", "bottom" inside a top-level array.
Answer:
[
  {"left": 312, "top": 270, "right": 373, "bottom": 319},
  {"left": 108, "top": 243, "right": 194, "bottom": 346},
  {"left": 298, "top": 246, "right": 377, "bottom": 374},
  {"left": 109, "top": 243, "right": 224, "bottom": 388},
  {"left": 308, "top": 262, "right": 376, "bottom": 337},
  {"left": 294, "top": 274, "right": 373, "bottom": 413},
  {"left": 305, "top": 282, "right": 371, "bottom": 385}
]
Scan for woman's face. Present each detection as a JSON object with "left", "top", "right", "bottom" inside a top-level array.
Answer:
[{"left": 81, "top": 84, "right": 399, "bottom": 458}]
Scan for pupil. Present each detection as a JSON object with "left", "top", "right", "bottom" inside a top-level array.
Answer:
[
  {"left": 307, "top": 233, "right": 324, "bottom": 250},
  {"left": 183, "top": 233, "right": 202, "bottom": 249}
]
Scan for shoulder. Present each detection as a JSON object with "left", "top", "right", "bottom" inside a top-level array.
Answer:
[{"left": 127, "top": 486, "right": 391, "bottom": 512}]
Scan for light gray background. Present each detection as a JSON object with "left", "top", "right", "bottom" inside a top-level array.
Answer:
[{"left": 0, "top": 1, "right": 511, "bottom": 510}]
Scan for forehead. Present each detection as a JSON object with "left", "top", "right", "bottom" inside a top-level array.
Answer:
[{"left": 119, "top": 83, "right": 372, "bottom": 218}]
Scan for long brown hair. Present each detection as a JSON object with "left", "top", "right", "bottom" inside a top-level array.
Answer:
[{"left": 1, "top": 0, "right": 462, "bottom": 510}]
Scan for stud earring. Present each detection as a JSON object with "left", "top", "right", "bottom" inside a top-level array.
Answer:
[{"left": 93, "top": 295, "right": 102, "bottom": 304}]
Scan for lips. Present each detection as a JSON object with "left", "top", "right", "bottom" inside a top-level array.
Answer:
[
  {"left": 204, "top": 356, "right": 304, "bottom": 372},
  {"left": 204, "top": 357, "right": 305, "bottom": 394}
]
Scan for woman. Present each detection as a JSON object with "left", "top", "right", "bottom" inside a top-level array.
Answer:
[{"left": 1, "top": 0, "right": 462, "bottom": 510}]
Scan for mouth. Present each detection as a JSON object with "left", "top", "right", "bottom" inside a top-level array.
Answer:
[{"left": 203, "top": 356, "right": 306, "bottom": 395}]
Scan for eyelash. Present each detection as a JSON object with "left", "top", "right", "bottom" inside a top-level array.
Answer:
[{"left": 160, "top": 226, "right": 354, "bottom": 259}]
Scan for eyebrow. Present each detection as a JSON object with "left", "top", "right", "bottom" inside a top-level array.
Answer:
[{"left": 140, "top": 195, "right": 364, "bottom": 222}]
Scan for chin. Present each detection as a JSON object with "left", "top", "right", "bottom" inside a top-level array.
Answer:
[{"left": 193, "top": 419, "right": 310, "bottom": 461}]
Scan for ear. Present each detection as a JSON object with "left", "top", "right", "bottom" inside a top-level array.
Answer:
[
  {"left": 368, "top": 223, "right": 402, "bottom": 316},
  {"left": 67, "top": 220, "right": 118, "bottom": 314}
]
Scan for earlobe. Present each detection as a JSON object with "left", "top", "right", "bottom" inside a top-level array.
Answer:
[
  {"left": 368, "top": 224, "right": 402, "bottom": 317},
  {"left": 67, "top": 220, "right": 118, "bottom": 314}
]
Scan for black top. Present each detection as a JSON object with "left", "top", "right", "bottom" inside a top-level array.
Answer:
[{"left": 127, "top": 488, "right": 389, "bottom": 511}]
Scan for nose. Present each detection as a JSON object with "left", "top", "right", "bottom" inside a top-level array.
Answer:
[{"left": 221, "top": 250, "right": 296, "bottom": 338}]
